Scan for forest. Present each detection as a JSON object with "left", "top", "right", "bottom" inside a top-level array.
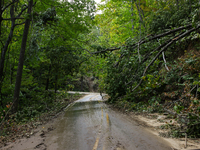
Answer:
[{"left": 0, "top": 0, "right": 200, "bottom": 142}]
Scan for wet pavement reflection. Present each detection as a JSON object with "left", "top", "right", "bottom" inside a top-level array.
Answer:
[{"left": 45, "top": 94, "right": 171, "bottom": 150}]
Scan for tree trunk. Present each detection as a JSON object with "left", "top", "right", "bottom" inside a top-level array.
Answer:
[
  {"left": 0, "top": 0, "right": 15, "bottom": 84},
  {"left": 135, "top": 0, "right": 145, "bottom": 28},
  {"left": 45, "top": 78, "right": 49, "bottom": 91},
  {"left": 80, "top": 76, "right": 83, "bottom": 91},
  {"left": 189, "top": 0, "right": 191, "bottom": 12},
  {"left": 45, "top": 66, "right": 51, "bottom": 90},
  {"left": 12, "top": 0, "right": 33, "bottom": 113},
  {"left": 10, "top": 64, "right": 14, "bottom": 84},
  {"left": 54, "top": 74, "right": 58, "bottom": 93},
  {"left": 0, "top": 0, "right": 3, "bottom": 37},
  {"left": 0, "top": 0, "right": 15, "bottom": 108}
]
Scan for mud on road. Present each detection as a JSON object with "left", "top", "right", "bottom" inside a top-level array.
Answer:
[{"left": 1, "top": 93, "right": 174, "bottom": 150}]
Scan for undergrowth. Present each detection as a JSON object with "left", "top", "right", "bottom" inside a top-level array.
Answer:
[
  {"left": 0, "top": 91, "right": 82, "bottom": 145},
  {"left": 108, "top": 47, "right": 200, "bottom": 138}
]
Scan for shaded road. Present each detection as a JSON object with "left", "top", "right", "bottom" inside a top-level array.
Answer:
[{"left": 45, "top": 93, "right": 172, "bottom": 150}]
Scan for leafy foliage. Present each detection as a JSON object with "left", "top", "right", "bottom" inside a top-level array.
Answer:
[
  {"left": 89, "top": 0, "right": 200, "bottom": 138},
  {"left": 0, "top": 0, "right": 96, "bottom": 136}
]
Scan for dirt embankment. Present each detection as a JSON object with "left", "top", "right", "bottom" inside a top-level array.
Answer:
[{"left": 111, "top": 105, "right": 200, "bottom": 150}]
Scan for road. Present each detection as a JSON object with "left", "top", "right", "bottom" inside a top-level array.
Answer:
[{"left": 44, "top": 92, "right": 172, "bottom": 150}]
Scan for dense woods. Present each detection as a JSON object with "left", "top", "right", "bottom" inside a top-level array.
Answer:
[
  {"left": 0, "top": 0, "right": 200, "bottom": 141},
  {"left": 0, "top": 0, "right": 95, "bottom": 137},
  {"left": 93, "top": 0, "right": 200, "bottom": 138}
]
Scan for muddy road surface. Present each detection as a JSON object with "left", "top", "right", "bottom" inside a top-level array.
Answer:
[
  {"left": 2, "top": 93, "right": 172, "bottom": 150},
  {"left": 44, "top": 93, "right": 172, "bottom": 150}
]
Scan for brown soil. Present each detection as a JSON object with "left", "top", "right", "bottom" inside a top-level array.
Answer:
[
  {"left": 111, "top": 106, "right": 200, "bottom": 150},
  {"left": 0, "top": 113, "right": 60, "bottom": 150},
  {"left": 130, "top": 113, "right": 200, "bottom": 150}
]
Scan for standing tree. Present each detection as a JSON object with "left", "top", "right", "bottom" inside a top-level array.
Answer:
[
  {"left": 0, "top": 0, "right": 29, "bottom": 104},
  {"left": 12, "top": 0, "right": 33, "bottom": 112}
]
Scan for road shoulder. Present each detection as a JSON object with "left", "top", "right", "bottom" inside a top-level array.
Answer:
[{"left": 110, "top": 105, "right": 200, "bottom": 150}]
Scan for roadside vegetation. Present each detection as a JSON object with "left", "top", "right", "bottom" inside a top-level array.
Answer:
[
  {"left": 0, "top": 0, "right": 94, "bottom": 145},
  {"left": 0, "top": 92, "right": 82, "bottom": 146},
  {"left": 90, "top": 0, "right": 200, "bottom": 138}
]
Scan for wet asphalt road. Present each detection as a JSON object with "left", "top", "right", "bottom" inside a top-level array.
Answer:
[{"left": 45, "top": 93, "right": 172, "bottom": 150}]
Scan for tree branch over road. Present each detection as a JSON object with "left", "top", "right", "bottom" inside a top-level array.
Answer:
[
  {"left": 92, "top": 24, "right": 193, "bottom": 55},
  {"left": 131, "top": 25, "right": 200, "bottom": 92}
]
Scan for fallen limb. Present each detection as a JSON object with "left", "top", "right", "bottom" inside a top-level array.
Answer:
[
  {"left": 165, "top": 85, "right": 197, "bottom": 107},
  {"left": 162, "top": 52, "right": 169, "bottom": 71},
  {"left": 131, "top": 25, "right": 200, "bottom": 92},
  {"left": 92, "top": 24, "right": 192, "bottom": 55},
  {"left": 114, "top": 26, "right": 188, "bottom": 69},
  {"left": 157, "top": 39, "right": 169, "bottom": 71},
  {"left": 138, "top": 24, "right": 192, "bottom": 45}
]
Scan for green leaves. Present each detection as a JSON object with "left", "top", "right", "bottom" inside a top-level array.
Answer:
[{"left": 173, "top": 105, "right": 184, "bottom": 114}]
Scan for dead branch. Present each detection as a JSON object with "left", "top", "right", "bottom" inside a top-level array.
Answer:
[
  {"left": 135, "top": 1, "right": 145, "bottom": 28},
  {"left": 113, "top": 35, "right": 151, "bottom": 68},
  {"left": 138, "top": 42, "right": 141, "bottom": 63},
  {"left": 131, "top": 25, "right": 200, "bottom": 92},
  {"left": 141, "top": 39, "right": 171, "bottom": 64},
  {"left": 157, "top": 38, "right": 169, "bottom": 71},
  {"left": 2, "top": 17, "right": 24, "bottom": 20},
  {"left": 0, "top": 99, "right": 16, "bottom": 127},
  {"left": 111, "top": 35, "right": 151, "bottom": 68},
  {"left": 164, "top": 108, "right": 200, "bottom": 126},
  {"left": 163, "top": 108, "right": 190, "bottom": 125},
  {"left": 140, "top": 24, "right": 192, "bottom": 43},
  {"left": 16, "top": 4, "right": 29, "bottom": 18},
  {"left": 2, "top": 0, "right": 18, "bottom": 12},
  {"left": 96, "top": 25, "right": 193, "bottom": 72},
  {"left": 165, "top": 85, "right": 197, "bottom": 107},
  {"left": 196, "top": 85, "right": 198, "bottom": 98},
  {"left": 162, "top": 52, "right": 169, "bottom": 71},
  {"left": 93, "top": 25, "right": 192, "bottom": 55},
  {"left": 125, "top": 31, "right": 184, "bottom": 86}
]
